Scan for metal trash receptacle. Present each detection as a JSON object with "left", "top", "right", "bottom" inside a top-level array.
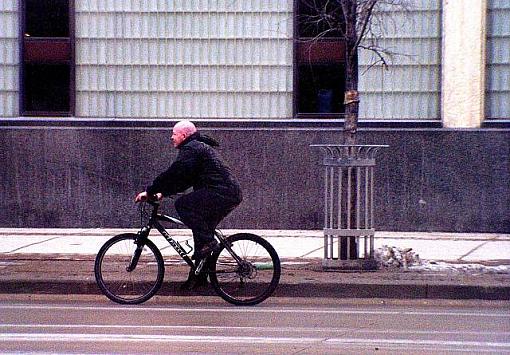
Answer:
[{"left": 311, "top": 144, "right": 388, "bottom": 270}]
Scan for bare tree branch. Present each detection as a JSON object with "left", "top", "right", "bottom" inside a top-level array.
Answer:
[
  {"left": 297, "top": 0, "right": 412, "bottom": 140},
  {"left": 353, "top": 0, "right": 378, "bottom": 52},
  {"left": 358, "top": 44, "right": 390, "bottom": 71}
]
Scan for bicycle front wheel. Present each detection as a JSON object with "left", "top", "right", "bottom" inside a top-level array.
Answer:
[
  {"left": 94, "top": 233, "right": 164, "bottom": 304},
  {"left": 209, "top": 233, "right": 281, "bottom": 306}
]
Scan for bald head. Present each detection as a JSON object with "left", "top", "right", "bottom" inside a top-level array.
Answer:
[
  {"left": 174, "top": 120, "right": 197, "bottom": 136},
  {"left": 171, "top": 120, "right": 197, "bottom": 147}
]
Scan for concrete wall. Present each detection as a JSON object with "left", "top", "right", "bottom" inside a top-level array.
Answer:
[{"left": 1, "top": 126, "right": 508, "bottom": 233}]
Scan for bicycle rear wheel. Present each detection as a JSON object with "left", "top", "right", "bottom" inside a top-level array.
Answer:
[
  {"left": 94, "top": 233, "right": 164, "bottom": 304},
  {"left": 209, "top": 233, "right": 281, "bottom": 306}
]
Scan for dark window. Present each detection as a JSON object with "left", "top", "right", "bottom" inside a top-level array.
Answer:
[
  {"left": 295, "top": 0, "right": 346, "bottom": 117},
  {"left": 25, "top": 0, "right": 69, "bottom": 37},
  {"left": 21, "top": 0, "right": 74, "bottom": 116},
  {"left": 24, "top": 64, "right": 70, "bottom": 112},
  {"left": 298, "top": 63, "right": 345, "bottom": 113}
]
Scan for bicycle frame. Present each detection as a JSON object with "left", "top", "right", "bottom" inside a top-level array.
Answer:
[
  {"left": 135, "top": 200, "right": 242, "bottom": 272},
  {"left": 133, "top": 201, "right": 194, "bottom": 269}
]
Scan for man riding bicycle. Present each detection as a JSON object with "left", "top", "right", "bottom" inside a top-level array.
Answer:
[{"left": 135, "top": 120, "right": 242, "bottom": 288}]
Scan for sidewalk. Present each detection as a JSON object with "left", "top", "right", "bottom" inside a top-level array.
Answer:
[{"left": 0, "top": 228, "right": 509, "bottom": 300}]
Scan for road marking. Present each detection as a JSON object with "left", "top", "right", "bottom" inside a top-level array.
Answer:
[
  {"left": 0, "top": 333, "right": 509, "bottom": 349},
  {"left": 1, "top": 323, "right": 509, "bottom": 337},
  {"left": 0, "top": 261, "right": 24, "bottom": 270},
  {"left": 326, "top": 338, "right": 510, "bottom": 349},
  {"left": 1, "top": 304, "right": 508, "bottom": 318},
  {"left": 0, "top": 333, "right": 321, "bottom": 344},
  {"left": 5, "top": 236, "right": 62, "bottom": 253}
]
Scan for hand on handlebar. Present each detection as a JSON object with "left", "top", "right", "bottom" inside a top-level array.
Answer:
[{"left": 135, "top": 191, "right": 163, "bottom": 203}]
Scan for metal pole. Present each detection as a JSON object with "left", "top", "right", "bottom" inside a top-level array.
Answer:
[
  {"left": 324, "top": 167, "right": 328, "bottom": 259},
  {"left": 329, "top": 166, "right": 334, "bottom": 258},
  {"left": 370, "top": 166, "right": 375, "bottom": 257},
  {"left": 364, "top": 165, "right": 369, "bottom": 258}
]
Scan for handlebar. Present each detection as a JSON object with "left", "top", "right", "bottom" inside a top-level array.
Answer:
[
  {"left": 146, "top": 199, "right": 160, "bottom": 206},
  {"left": 138, "top": 199, "right": 160, "bottom": 223},
  {"left": 136, "top": 192, "right": 179, "bottom": 210},
  {"left": 138, "top": 197, "right": 186, "bottom": 227}
]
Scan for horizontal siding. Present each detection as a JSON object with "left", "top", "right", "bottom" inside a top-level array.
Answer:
[
  {"left": 76, "top": 39, "right": 292, "bottom": 65},
  {"left": 75, "top": 1, "right": 293, "bottom": 13},
  {"left": 75, "top": 1, "right": 293, "bottom": 119},
  {"left": 76, "top": 12, "right": 292, "bottom": 39},
  {"left": 76, "top": 65, "right": 292, "bottom": 92},
  {"left": 0, "top": 0, "right": 19, "bottom": 117},
  {"left": 358, "top": 1, "right": 441, "bottom": 120},
  {"left": 486, "top": 0, "right": 510, "bottom": 119},
  {"left": 77, "top": 91, "right": 291, "bottom": 118}
]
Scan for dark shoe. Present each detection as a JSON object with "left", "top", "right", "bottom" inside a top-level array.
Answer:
[
  {"left": 191, "top": 240, "right": 220, "bottom": 260},
  {"left": 193, "top": 272, "right": 209, "bottom": 288},
  {"left": 179, "top": 269, "right": 209, "bottom": 291},
  {"left": 179, "top": 277, "right": 195, "bottom": 291}
]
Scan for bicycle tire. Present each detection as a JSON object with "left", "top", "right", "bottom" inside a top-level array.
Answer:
[
  {"left": 209, "top": 233, "right": 281, "bottom": 306},
  {"left": 94, "top": 233, "right": 164, "bottom": 304}
]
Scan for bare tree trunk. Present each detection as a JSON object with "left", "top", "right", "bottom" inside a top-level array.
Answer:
[
  {"left": 343, "top": 0, "right": 359, "bottom": 146},
  {"left": 342, "top": 1, "right": 359, "bottom": 259},
  {"left": 305, "top": 0, "right": 403, "bottom": 264},
  {"left": 344, "top": 54, "right": 359, "bottom": 145}
]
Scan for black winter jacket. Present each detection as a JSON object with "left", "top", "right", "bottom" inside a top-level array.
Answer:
[{"left": 146, "top": 133, "right": 241, "bottom": 198}]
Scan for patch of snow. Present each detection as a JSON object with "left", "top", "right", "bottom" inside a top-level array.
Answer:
[{"left": 375, "top": 245, "right": 510, "bottom": 274}]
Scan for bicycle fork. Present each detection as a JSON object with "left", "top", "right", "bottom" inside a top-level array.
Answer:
[
  {"left": 126, "top": 227, "right": 150, "bottom": 272},
  {"left": 126, "top": 246, "right": 143, "bottom": 272}
]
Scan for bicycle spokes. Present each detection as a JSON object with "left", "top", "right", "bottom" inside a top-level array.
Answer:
[
  {"left": 209, "top": 233, "right": 281, "bottom": 306},
  {"left": 94, "top": 234, "right": 165, "bottom": 305}
]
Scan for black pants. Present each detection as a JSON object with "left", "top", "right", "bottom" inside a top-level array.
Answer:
[{"left": 175, "top": 188, "right": 241, "bottom": 248}]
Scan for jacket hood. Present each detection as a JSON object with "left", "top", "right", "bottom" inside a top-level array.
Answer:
[{"left": 180, "top": 132, "right": 219, "bottom": 148}]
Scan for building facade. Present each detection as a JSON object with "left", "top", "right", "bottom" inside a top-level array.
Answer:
[{"left": 0, "top": 0, "right": 509, "bottom": 232}]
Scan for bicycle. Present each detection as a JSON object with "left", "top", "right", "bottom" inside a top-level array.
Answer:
[{"left": 94, "top": 199, "right": 281, "bottom": 306}]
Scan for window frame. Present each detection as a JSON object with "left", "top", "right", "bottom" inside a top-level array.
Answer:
[
  {"left": 19, "top": 0, "right": 75, "bottom": 117},
  {"left": 293, "top": 0, "right": 347, "bottom": 119}
]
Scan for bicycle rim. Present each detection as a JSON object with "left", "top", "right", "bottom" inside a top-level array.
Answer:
[
  {"left": 94, "top": 233, "right": 164, "bottom": 304},
  {"left": 209, "top": 233, "right": 281, "bottom": 306}
]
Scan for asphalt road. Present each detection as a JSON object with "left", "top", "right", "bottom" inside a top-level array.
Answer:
[{"left": 0, "top": 295, "right": 509, "bottom": 354}]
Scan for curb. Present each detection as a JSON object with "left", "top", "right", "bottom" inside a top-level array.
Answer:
[{"left": 1, "top": 280, "right": 509, "bottom": 301}]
